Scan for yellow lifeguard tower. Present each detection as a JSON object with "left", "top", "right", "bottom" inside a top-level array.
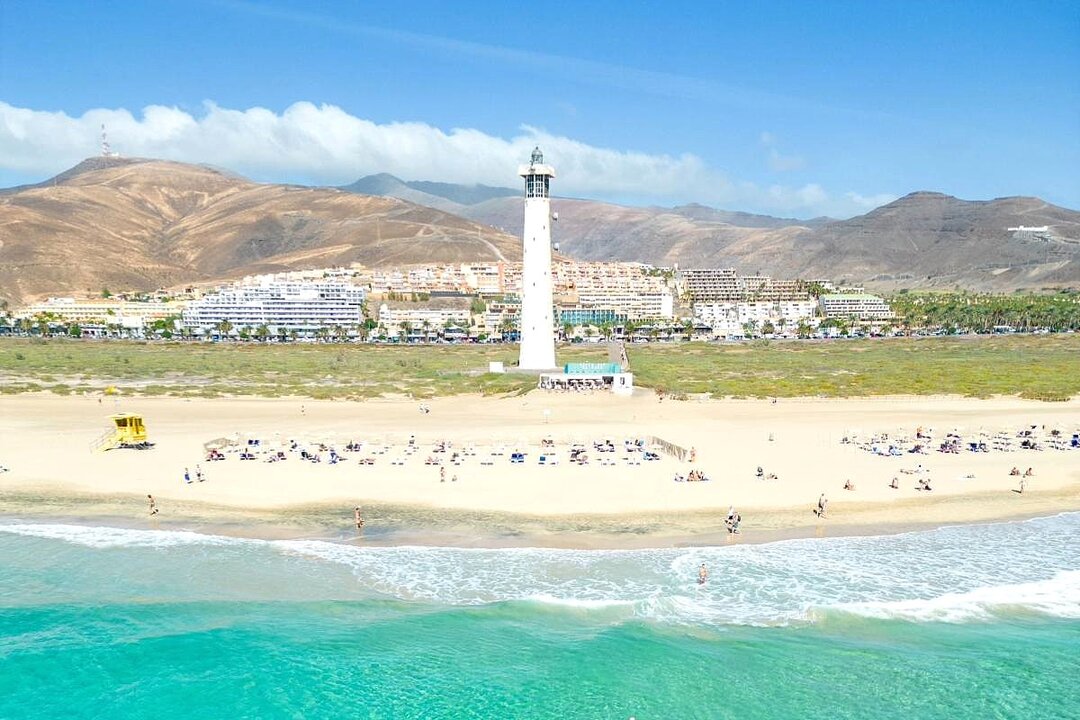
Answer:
[{"left": 91, "top": 413, "right": 153, "bottom": 452}]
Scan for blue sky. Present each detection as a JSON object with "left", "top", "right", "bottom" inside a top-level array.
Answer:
[{"left": 1, "top": 0, "right": 1077, "bottom": 217}]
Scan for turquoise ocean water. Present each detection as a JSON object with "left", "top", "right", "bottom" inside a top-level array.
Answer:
[{"left": 1, "top": 513, "right": 1078, "bottom": 719}]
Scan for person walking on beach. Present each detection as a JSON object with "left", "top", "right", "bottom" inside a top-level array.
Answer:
[
  {"left": 698, "top": 563, "right": 708, "bottom": 585},
  {"left": 183, "top": 467, "right": 191, "bottom": 484},
  {"left": 440, "top": 467, "right": 446, "bottom": 482},
  {"left": 354, "top": 506, "right": 364, "bottom": 531},
  {"left": 195, "top": 465, "right": 204, "bottom": 482},
  {"left": 816, "top": 493, "right": 828, "bottom": 518},
  {"left": 1018, "top": 477, "right": 1027, "bottom": 494},
  {"left": 147, "top": 494, "right": 158, "bottom": 516}
]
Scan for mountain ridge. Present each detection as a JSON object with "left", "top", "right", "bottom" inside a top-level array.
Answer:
[
  {"left": 339, "top": 176, "right": 1078, "bottom": 290},
  {"left": 2, "top": 159, "right": 1077, "bottom": 305},
  {"left": 0, "top": 159, "right": 521, "bottom": 304}
]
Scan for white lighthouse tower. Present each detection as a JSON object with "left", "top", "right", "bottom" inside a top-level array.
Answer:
[{"left": 517, "top": 147, "right": 557, "bottom": 370}]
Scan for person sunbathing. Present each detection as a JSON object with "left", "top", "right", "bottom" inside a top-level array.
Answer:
[
  {"left": 1009, "top": 467, "right": 1020, "bottom": 476},
  {"left": 843, "top": 480, "right": 856, "bottom": 491},
  {"left": 889, "top": 477, "right": 899, "bottom": 489},
  {"left": 1023, "top": 467, "right": 1034, "bottom": 477}
]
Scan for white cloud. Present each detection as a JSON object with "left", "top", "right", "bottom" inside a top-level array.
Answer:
[{"left": 0, "top": 100, "right": 890, "bottom": 217}]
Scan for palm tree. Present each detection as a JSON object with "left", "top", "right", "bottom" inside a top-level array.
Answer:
[
  {"left": 215, "top": 319, "right": 233, "bottom": 339},
  {"left": 255, "top": 324, "right": 271, "bottom": 343}
]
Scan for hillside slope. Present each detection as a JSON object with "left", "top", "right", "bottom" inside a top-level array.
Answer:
[
  {"left": 457, "top": 193, "right": 1080, "bottom": 290},
  {"left": 0, "top": 159, "right": 520, "bottom": 304}
]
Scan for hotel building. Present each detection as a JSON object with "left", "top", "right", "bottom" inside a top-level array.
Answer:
[{"left": 180, "top": 278, "right": 366, "bottom": 334}]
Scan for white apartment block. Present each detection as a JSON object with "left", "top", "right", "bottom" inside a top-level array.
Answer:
[
  {"left": 365, "top": 261, "right": 671, "bottom": 303},
  {"left": 818, "top": 294, "right": 894, "bottom": 320},
  {"left": 694, "top": 300, "right": 819, "bottom": 336},
  {"left": 377, "top": 302, "right": 473, "bottom": 338},
  {"left": 368, "top": 264, "right": 509, "bottom": 296},
  {"left": 572, "top": 290, "right": 674, "bottom": 320},
  {"left": 16, "top": 298, "right": 184, "bottom": 329},
  {"left": 679, "top": 268, "right": 810, "bottom": 302},
  {"left": 181, "top": 278, "right": 366, "bottom": 333}
]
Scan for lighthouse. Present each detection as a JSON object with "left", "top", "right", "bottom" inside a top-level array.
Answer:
[{"left": 517, "top": 146, "right": 557, "bottom": 370}]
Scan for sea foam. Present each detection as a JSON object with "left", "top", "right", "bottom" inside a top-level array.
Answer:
[
  {"left": 831, "top": 570, "right": 1080, "bottom": 622},
  {"left": 3, "top": 513, "right": 1078, "bottom": 627},
  {"left": 0, "top": 522, "right": 257, "bottom": 549}
]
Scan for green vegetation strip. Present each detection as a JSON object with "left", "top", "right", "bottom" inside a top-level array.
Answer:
[
  {"left": 1, "top": 335, "right": 1077, "bottom": 400},
  {"left": 627, "top": 335, "right": 1080, "bottom": 400},
  {"left": 0, "top": 340, "right": 607, "bottom": 399}
]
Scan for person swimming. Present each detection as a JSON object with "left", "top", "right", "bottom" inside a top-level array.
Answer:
[{"left": 698, "top": 563, "right": 708, "bottom": 585}]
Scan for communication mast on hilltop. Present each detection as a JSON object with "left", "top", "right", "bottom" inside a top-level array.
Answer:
[{"left": 100, "top": 124, "right": 119, "bottom": 158}]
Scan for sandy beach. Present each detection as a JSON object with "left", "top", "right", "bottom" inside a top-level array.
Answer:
[{"left": 1, "top": 392, "right": 1078, "bottom": 545}]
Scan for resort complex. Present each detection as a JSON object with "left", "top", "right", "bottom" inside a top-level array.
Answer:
[
  {"left": 180, "top": 277, "right": 367, "bottom": 337},
  {"left": 8, "top": 263, "right": 903, "bottom": 341}
]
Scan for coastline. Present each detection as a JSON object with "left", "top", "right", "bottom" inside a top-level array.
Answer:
[
  {"left": 2, "top": 392, "right": 1078, "bottom": 548},
  {"left": 2, "top": 484, "right": 1076, "bottom": 549}
]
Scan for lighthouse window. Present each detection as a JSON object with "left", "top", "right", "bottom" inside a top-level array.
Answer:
[{"left": 525, "top": 175, "right": 549, "bottom": 198}]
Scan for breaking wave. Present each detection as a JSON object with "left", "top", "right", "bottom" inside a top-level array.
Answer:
[{"left": 2, "top": 513, "right": 1077, "bottom": 626}]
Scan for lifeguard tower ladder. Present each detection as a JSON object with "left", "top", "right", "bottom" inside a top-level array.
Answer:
[{"left": 90, "top": 413, "right": 153, "bottom": 452}]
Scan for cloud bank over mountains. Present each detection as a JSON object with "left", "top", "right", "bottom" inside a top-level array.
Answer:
[{"left": 0, "top": 100, "right": 893, "bottom": 217}]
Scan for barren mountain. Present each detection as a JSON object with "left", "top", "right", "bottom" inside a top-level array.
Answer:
[
  {"left": 341, "top": 175, "right": 822, "bottom": 268},
  {"left": 340, "top": 174, "right": 517, "bottom": 215},
  {"left": 454, "top": 196, "right": 816, "bottom": 271},
  {"left": 341, "top": 172, "right": 1079, "bottom": 290},
  {"left": 5, "top": 161, "right": 1075, "bottom": 305},
  {"left": 784, "top": 193, "right": 1080, "bottom": 291},
  {"left": 0, "top": 159, "right": 520, "bottom": 304},
  {"left": 408, "top": 185, "right": 1079, "bottom": 291}
]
